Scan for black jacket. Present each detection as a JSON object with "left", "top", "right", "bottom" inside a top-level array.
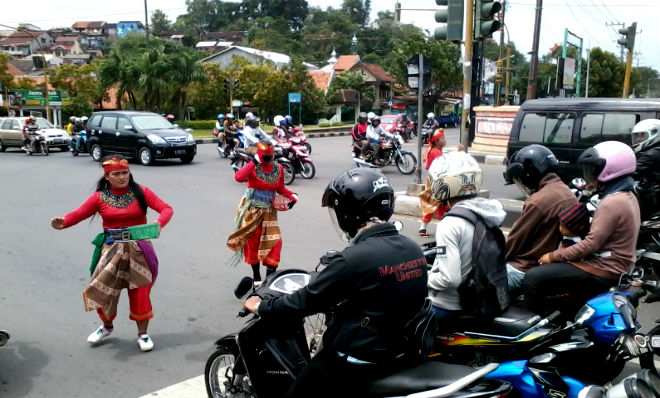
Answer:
[{"left": 258, "top": 223, "right": 427, "bottom": 363}]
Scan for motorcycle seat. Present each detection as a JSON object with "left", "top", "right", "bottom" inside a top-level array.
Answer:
[
  {"left": 451, "top": 306, "right": 543, "bottom": 339},
  {"left": 365, "top": 361, "right": 485, "bottom": 396}
]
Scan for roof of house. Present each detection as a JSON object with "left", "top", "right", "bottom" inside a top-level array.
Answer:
[
  {"left": 6, "top": 62, "right": 26, "bottom": 77},
  {"left": 205, "top": 31, "right": 245, "bottom": 41},
  {"left": 72, "top": 21, "right": 105, "bottom": 29},
  {"left": 9, "top": 60, "right": 34, "bottom": 74},
  {"left": 50, "top": 43, "right": 73, "bottom": 50},
  {"left": 308, "top": 70, "right": 333, "bottom": 92},
  {"left": 202, "top": 46, "right": 318, "bottom": 70},
  {"left": 361, "top": 62, "right": 394, "bottom": 82},
  {"left": 0, "top": 37, "right": 33, "bottom": 46},
  {"left": 55, "top": 36, "right": 76, "bottom": 43},
  {"left": 333, "top": 55, "right": 360, "bottom": 72}
]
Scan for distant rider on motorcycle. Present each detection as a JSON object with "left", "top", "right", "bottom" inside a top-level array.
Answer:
[
  {"left": 71, "top": 117, "right": 86, "bottom": 151},
  {"left": 242, "top": 168, "right": 428, "bottom": 398},
  {"left": 530, "top": 141, "right": 641, "bottom": 317},
  {"left": 364, "top": 115, "right": 392, "bottom": 163},
  {"left": 423, "top": 112, "right": 439, "bottom": 131},
  {"left": 242, "top": 116, "right": 272, "bottom": 156},
  {"left": 22, "top": 116, "right": 39, "bottom": 153},
  {"left": 350, "top": 112, "right": 369, "bottom": 158},
  {"left": 632, "top": 119, "right": 660, "bottom": 219}
]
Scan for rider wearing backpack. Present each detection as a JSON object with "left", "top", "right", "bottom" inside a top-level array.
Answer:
[{"left": 427, "top": 152, "right": 509, "bottom": 321}]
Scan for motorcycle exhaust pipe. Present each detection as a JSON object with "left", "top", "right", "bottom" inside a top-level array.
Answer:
[
  {"left": 578, "top": 378, "right": 655, "bottom": 398},
  {"left": 352, "top": 157, "right": 377, "bottom": 168},
  {"left": 621, "top": 370, "right": 660, "bottom": 398}
]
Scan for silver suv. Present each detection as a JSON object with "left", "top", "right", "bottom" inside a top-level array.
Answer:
[{"left": 0, "top": 117, "right": 70, "bottom": 152}]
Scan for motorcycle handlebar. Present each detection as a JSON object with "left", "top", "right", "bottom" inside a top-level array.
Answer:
[{"left": 238, "top": 309, "right": 251, "bottom": 317}]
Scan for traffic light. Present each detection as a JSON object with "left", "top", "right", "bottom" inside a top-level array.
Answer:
[
  {"left": 475, "top": 0, "right": 501, "bottom": 39},
  {"left": 434, "top": 0, "right": 464, "bottom": 43},
  {"left": 232, "top": 79, "right": 239, "bottom": 91},
  {"left": 223, "top": 79, "right": 230, "bottom": 95},
  {"left": 617, "top": 22, "right": 636, "bottom": 51}
]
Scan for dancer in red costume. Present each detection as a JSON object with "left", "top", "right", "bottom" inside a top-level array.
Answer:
[
  {"left": 227, "top": 141, "right": 298, "bottom": 281},
  {"left": 51, "top": 156, "right": 172, "bottom": 352}
]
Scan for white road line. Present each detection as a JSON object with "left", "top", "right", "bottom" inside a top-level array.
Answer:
[{"left": 139, "top": 375, "right": 206, "bottom": 398}]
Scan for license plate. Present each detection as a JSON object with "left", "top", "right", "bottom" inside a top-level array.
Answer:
[{"left": 174, "top": 149, "right": 186, "bottom": 155}]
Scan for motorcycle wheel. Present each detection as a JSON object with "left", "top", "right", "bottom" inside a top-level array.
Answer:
[
  {"left": 396, "top": 152, "right": 417, "bottom": 175},
  {"left": 72, "top": 149, "right": 79, "bottom": 156},
  {"left": 304, "top": 142, "right": 312, "bottom": 154},
  {"left": 282, "top": 162, "right": 295, "bottom": 185},
  {"left": 218, "top": 144, "right": 228, "bottom": 158},
  {"left": 300, "top": 162, "right": 316, "bottom": 179},
  {"left": 304, "top": 313, "right": 326, "bottom": 357},
  {"left": 640, "top": 324, "right": 660, "bottom": 374},
  {"left": 232, "top": 158, "right": 246, "bottom": 174},
  {"left": 40, "top": 141, "right": 49, "bottom": 155},
  {"left": 205, "top": 347, "right": 249, "bottom": 398}
]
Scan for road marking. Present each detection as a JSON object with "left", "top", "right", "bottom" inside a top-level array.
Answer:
[{"left": 139, "top": 375, "right": 206, "bottom": 398}]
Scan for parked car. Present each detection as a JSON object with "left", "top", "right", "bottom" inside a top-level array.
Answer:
[
  {"left": 86, "top": 111, "right": 197, "bottom": 165},
  {"left": 436, "top": 111, "right": 460, "bottom": 127},
  {"left": 0, "top": 117, "right": 70, "bottom": 152},
  {"left": 506, "top": 97, "right": 660, "bottom": 182}
]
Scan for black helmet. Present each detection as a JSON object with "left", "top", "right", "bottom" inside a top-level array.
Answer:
[
  {"left": 322, "top": 168, "right": 394, "bottom": 239},
  {"left": 246, "top": 117, "right": 260, "bottom": 128},
  {"left": 358, "top": 112, "right": 368, "bottom": 124},
  {"left": 504, "top": 144, "right": 558, "bottom": 194}
]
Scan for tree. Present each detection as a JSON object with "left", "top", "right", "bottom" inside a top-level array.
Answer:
[
  {"left": 585, "top": 47, "right": 625, "bottom": 97},
  {"left": 632, "top": 66, "right": 660, "bottom": 98},
  {"left": 151, "top": 9, "right": 172, "bottom": 35},
  {"left": 342, "top": 0, "right": 370, "bottom": 27}
]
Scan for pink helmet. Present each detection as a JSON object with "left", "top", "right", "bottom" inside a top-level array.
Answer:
[{"left": 577, "top": 141, "right": 636, "bottom": 183}]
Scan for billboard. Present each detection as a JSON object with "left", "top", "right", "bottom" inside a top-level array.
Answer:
[{"left": 562, "top": 57, "right": 576, "bottom": 90}]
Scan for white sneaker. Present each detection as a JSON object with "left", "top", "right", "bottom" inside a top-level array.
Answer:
[
  {"left": 87, "top": 326, "right": 112, "bottom": 344},
  {"left": 137, "top": 334, "right": 154, "bottom": 352}
]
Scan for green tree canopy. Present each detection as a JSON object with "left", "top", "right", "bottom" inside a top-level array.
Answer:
[{"left": 151, "top": 9, "right": 172, "bottom": 35}]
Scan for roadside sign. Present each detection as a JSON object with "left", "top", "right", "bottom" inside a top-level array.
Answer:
[
  {"left": 14, "top": 89, "right": 62, "bottom": 106},
  {"left": 232, "top": 100, "right": 243, "bottom": 107},
  {"left": 288, "top": 93, "right": 301, "bottom": 103},
  {"left": 388, "top": 99, "right": 394, "bottom": 107}
]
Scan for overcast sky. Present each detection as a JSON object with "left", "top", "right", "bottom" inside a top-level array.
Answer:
[{"left": 2, "top": 0, "right": 658, "bottom": 71}]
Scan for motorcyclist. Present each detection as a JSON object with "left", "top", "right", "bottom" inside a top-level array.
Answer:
[
  {"left": 367, "top": 111, "right": 376, "bottom": 125},
  {"left": 422, "top": 112, "right": 439, "bottom": 131},
  {"left": 224, "top": 113, "right": 236, "bottom": 134},
  {"left": 427, "top": 152, "right": 506, "bottom": 320},
  {"left": 350, "top": 112, "right": 369, "bottom": 158},
  {"left": 223, "top": 113, "right": 239, "bottom": 154},
  {"left": 272, "top": 115, "right": 289, "bottom": 142},
  {"left": 71, "top": 117, "right": 86, "bottom": 151},
  {"left": 242, "top": 116, "right": 272, "bottom": 156},
  {"left": 214, "top": 113, "right": 226, "bottom": 150},
  {"left": 503, "top": 144, "right": 577, "bottom": 293},
  {"left": 80, "top": 115, "right": 88, "bottom": 130},
  {"left": 165, "top": 114, "right": 175, "bottom": 124},
  {"left": 66, "top": 116, "right": 77, "bottom": 136},
  {"left": 22, "top": 116, "right": 39, "bottom": 153},
  {"left": 529, "top": 141, "right": 640, "bottom": 317},
  {"left": 284, "top": 114, "right": 295, "bottom": 134},
  {"left": 364, "top": 115, "right": 392, "bottom": 163},
  {"left": 242, "top": 168, "right": 428, "bottom": 398},
  {"left": 632, "top": 119, "right": 660, "bottom": 219}
]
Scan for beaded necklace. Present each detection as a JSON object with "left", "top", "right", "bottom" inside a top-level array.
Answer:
[
  {"left": 101, "top": 187, "right": 136, "bottom": 208},
  {"left": 255, "top": 161, "right": 281, "bottom": 184}
]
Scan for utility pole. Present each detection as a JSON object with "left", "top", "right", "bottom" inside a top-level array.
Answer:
[
  {"left": 495, "top": 0, "right": 506, "bottom": 105},
  {"left": 526, "top": 0, "right": 542, "bottom": 100},
  {"left": 144, "top": 0, "right": 150, "bottom": 41},
  {"left": 585, "top": 49, "right": 591, "bottom": 98},
  {"left": 460, "top": 0, "right": 475, "bottom": 150}
]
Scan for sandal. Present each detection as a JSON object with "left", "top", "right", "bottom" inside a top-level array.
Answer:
[{"left": 418, "top": 229, "right": 429, "bottom": 237}]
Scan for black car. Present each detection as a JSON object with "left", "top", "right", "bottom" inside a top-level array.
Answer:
[
  {"left": 507, "top": 98, "right": 660, "bottom": 182},
  {"left": 86, "top": 111, "right": 197, "bottom": 165}
]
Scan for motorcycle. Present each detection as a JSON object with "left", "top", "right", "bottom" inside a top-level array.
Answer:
[
  {"left": 218, "top": 130, "right": 246, "bottom": 158},
  {"left": 279, "top": 137, "right": 315, "bottom": 179},
  {"left": 204, "top": 269, "right": 513, "bottom": 398},
  {"left": 70, "top": 130, "right": 88, "bottom": 156},
  {"left": 352, "top": 133, "right": 417, "bottom": 175},
  {"left": 23, "top": 125, "right": 49, "bottom": 155},
  {"left": 423, "top": 240, "right": 653, "bottom": 385},
  {"left": 230, "top": 145, "right": 295, "bottom": 185},
  {"left": 290, "top": 126, "right": 312, "bottom": 154}
]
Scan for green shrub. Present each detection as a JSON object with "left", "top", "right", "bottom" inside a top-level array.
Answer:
[
  {"left": 179, "top": 120, "right": 216, "bottom": 129},
  {"left": 318, "top": 122, "right": 331, "bottom": 127}
]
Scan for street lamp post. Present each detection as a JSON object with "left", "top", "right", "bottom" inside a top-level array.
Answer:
[{"left": 0, "top": 24, "right": 51, "bottom": 121}]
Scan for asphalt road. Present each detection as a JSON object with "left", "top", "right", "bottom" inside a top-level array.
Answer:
[{"left": 0, "top": 136, "right": 651, "bottom": 397}]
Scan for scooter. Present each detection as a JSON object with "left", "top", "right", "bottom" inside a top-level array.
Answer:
[
  {"left": 279, "top": 137, "right": 315, "bottom": 179},
  {"left": 23, "top": 125, "right": 48, "bottom": 155},
  {"left": 204, "top": 269, "right": 513, "bottom": 398},
  {"left": 230, "top": 145, "right": 295, "bottom": 185},
  {"left": 352, "top": 132, "right": 417, "bottom": 175},
  {"left": 290, "top": 126, "right": 312, "bottom": 154},
  {"left": 71, "top": 130, "right": 88, "bottom": 156},
  {"left": 218, "top": 130, "right": 245, "bottom": 158}
]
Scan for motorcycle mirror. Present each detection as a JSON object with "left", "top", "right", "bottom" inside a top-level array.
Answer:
[
  {"left": 392, "top": 220, "right": 403, "bottom": 232},
  {"left": 234, "top": 276, "right": 254, "bottom": 299},
  {"left": 630, "top": 267, "right": 644, "bottom": 280},
  {"left": 571, "top": 178, "right": 587, "bottom": 190}
]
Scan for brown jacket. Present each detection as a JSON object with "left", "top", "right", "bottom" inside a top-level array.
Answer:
[
  {"left": 550, "top": 191, "right": 640, "bottom": 279},
  {"left": 506, "top": 173, "right": 577, "bottom": 272}
]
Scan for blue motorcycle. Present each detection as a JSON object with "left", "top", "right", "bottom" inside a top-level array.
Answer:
[{"left": 70, "top": 131, "right": 88, "bottom": 156}]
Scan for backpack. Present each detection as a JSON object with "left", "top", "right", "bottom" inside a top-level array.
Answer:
[{"left": 445, "top": 206, "right": 510, "bottom": 318}]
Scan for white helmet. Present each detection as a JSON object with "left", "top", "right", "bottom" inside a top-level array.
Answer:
[
  {"left": 246, "top": 112, "right": 254, "bottom": 118},
  {"left": 81, "top": 116, "right": 88, "bottom": 121},
  {"left": 632, "top": 119, "right": 660, "bottom": 152},
  {"left": 367, "top": 112, "right": 376, "bottom": 122},
  {"left": 427, "top": 112, "right": 435, "bottom": 119},
  {"left": 273, "top": 115, "right": 285, "bottom": 126},
  {"left": 429, "top": 152, "right": 483, "bottom": 202}
]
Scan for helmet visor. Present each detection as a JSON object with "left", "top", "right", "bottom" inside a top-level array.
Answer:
[
  {"left": 327, "top": 207, "right": 349, "bottom": 241},
  {"left": 582, "top": 164, "right": 599, "bottom": 185},
  {"left": 513, "top": 177, "right": 533, "bottom": 197}
]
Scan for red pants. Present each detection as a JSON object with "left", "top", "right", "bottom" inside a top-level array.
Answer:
[
  {"left": 97, "top": 284, "right": 153, "bottom": 322},
  {"left": 243, "top": 223, "right": 282, "bottom": 267}
]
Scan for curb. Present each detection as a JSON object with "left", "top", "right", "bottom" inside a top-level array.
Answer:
[{"left": 393, "top": 192, "right": 524, "bottom": 229}]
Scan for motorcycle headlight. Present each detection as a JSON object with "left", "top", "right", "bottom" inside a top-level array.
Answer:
[
  {"left": 147, "top": 134, "right": 167, "bottom": 144},
  {"left": 187, "top": 133, "right": 195, "bottom": 143},
  {"left": 575, "top": 305, "right": 596, "bottom": 325}
]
